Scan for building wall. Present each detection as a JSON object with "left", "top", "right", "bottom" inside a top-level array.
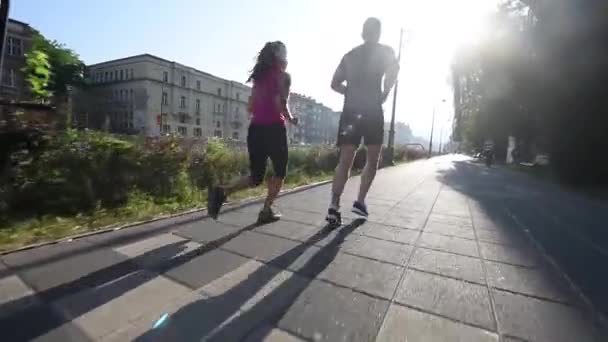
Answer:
[
  {"left": 289, "top": 93, "right": 339, "bottom": 145},
  {"left": 83, "top": 54, "right": 340, "bottom": 146},
  {"left": 83, "top": 54, "right": 251, "bottom": 141},
  {"left": 0, "top": 19, "right": 34, "bottom": 101}
]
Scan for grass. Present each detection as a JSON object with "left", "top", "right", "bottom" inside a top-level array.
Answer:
[{"left": 0, "top": 172, "right": 332, "bottom": 252}]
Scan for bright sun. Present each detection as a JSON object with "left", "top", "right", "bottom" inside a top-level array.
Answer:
[{"left": 406, "top": 0, "right": 496, "bottom": 53}]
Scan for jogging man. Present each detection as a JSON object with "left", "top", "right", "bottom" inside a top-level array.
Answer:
[{"left": 326, "top": 17, "right": 400, "bottom": 226}]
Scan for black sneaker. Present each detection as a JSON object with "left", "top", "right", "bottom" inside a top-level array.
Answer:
[
  {"left": 257, "top": 207, "right": 282, "bottom": 224},
  {"left": 352, "top": 201, "right": 369, "bottom": 218},
  {"left": 207, "top": 186, "right": 226, "bottom": 220},
  {"left": 326, "top": 207, "right": 342, "bottom": 227}
]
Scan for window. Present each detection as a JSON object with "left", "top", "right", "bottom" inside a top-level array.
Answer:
[
  {"left": 163, "top": 71, "right": 169, "bottom": 83},
  {"left": 217, "top": 88, "right": 222, "bottom": 96},
  {"left": 216, "top": 121, "right": 221, "bottom": 128},
  {"left": 162, "top": 124, "right": 171, "bottom": 133},
  {"left": 196, "top": 118, "right": 201, "bottom": 125},
  {"left": 232, "top": 132, "right": 239, "bottom": 140},
  {"left": 180, "top": 96, "right": 186, "bottom": 108},
  {"left": 130, "top": 69, "right": 134, "bottom": 79},
  {"left": 236, "top": 93, "right": 240, "bottom": 101},
  {"left": 129, "top": 89, "right": 134, "bottom": 101},
  {"left": 179, "top": 114, "right": 186, "bottom": 124},
  {"left": 114, "top": 70, "right": 118, "bottom": 80},
  {"left": 7, "top": 37, "right": 22, "bottom": 56},
  {"left": 181, "top": 75, "right": 186, "bottom": 87},
  {"left": 196, "top": 80, "right": 201, "bottom": 90},
  {"left": 162, "top": 92, "right": 168, "bottom": 106},
  {"left": 128, "top": 111, "right": 134, "bottom": 128},
  {"left": 120, "top": 69, "right": 124, "bottom": 80},
  {"left": 3, "top": 69, "right": 15, "bottom": 87},
  {"left": 177, "top": 126, "right": 187, "bottom": 136},
  {"left": 214, "top": 130, "right": 222, "bottom": 138},
  {"left": 195, "top": 99, "right": 201, "bottom": 113},
  {"left": 194, "top": 128, "right": 202, "bottom": 137},
  {"left": 110, "top": 72, "right": 114, "bottom": 81},
  {"left": 105, "top": 72, "right": 109, "bottom": 82}
]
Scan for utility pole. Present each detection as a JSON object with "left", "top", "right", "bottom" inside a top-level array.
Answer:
[
  {"left": 428, "top": 107, "right": 436, "bottom": 158},
  {"left": 438, "top": 125, "right": 444, "bottom": 155},
  {"left": 386, "top": 28, "right": 403, "bottom": 165},
  {"left": 428, "top": 99, "right": 445, "bottom": 158}
]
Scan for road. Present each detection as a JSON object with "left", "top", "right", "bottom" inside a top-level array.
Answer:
[{"left": 0, "top": 155, "right": 606, "bottom": 341}]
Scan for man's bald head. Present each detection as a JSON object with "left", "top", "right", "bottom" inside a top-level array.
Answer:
[{"left": 362, "top": 17, "right": 381, "bottom": 44}]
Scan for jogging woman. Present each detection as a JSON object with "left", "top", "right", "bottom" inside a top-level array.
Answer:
[{"left": 208, "top": 41, "right": 297, "bottom": 224}]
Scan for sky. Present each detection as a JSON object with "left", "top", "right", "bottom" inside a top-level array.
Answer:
[{"left": 11, "top": 0, "right": 498, "bottom": 141}]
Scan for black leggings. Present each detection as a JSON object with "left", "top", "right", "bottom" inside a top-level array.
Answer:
[{"left": 247, "top": 123, "right": 288, "bottom": 186}]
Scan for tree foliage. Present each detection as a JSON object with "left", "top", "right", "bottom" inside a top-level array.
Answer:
[
  {"left": 452, "top": 0, "right": 608, "bottom": 184},
  {"left": 22, "top": 31, "right": 85, "bottom": 101},
  {"left": 22, "top": 49, "right": 51, "bottom": 101}
]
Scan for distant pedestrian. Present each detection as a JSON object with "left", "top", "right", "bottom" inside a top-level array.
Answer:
[
  {"left": 326, "top": 17, "right": 400, "bottom": 226},
  {"left": 208, "top": 41, "right": 298, "bottom": 224}
]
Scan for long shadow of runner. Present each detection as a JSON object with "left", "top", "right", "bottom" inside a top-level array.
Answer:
[
  {"left": 0, "top": 221, "right": 263, "bottom": 341},
  {"left": 135, "top": 219, "right": 366, "bottom": 342}
]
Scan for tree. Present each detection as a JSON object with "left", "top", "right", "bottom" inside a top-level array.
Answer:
[
  {"left": 22, "top": 49, "right": 51, "bottom": 101},
  {"left": 23, "top": 31, "right": 85, "bottom": 102},
  {"left": 453, "top": 0, "right": 608, "bottom": 184}
]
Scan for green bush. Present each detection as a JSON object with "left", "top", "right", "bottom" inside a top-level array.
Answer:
[{"left": 2, "top": 131, "right": 405, "bottom": 227}]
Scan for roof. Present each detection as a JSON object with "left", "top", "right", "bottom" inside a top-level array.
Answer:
[
  {"left": 87, "top": 53, "right": 249, "bottom": 88},
  {"left": 8, "top": 18, "right": 30, "bottom": 27}
]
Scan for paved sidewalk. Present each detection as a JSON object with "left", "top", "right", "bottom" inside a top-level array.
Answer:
[{"left": 0, "top": 156, "right": 605, "bottom": 341}]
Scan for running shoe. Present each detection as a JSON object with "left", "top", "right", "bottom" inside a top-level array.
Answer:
[
  {"left": 326, "top": 207, "right": 342, "bottom": 227},
  {"left": 352, "top": 201, "right": 369, "bottom": 218},
  {"left": 257, "top": 206, "right": 282, "bottom": 225}
]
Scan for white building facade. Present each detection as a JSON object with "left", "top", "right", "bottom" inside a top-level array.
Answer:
[{"left": 83, "top": 54, "right": 251, "bottom": 141}]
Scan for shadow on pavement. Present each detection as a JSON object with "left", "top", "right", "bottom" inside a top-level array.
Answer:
[
  {"left": 135, "top": 219, "right": 366, "bottom": 342},
  {"left": 437, "top": 160, "right": 608, "bottom": 317},
  {"left": 0, "top": 219, "right": 262, "bottom": 341}
]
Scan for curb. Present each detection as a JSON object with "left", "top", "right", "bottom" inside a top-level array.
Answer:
[{"left": 0, "top": 179, "right": 332, "bottom": 256}]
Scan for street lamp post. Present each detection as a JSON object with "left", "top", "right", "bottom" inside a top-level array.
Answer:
[
  {"left": 438, "top": 124, "right": 444, "bottom": 155},
  {"left": 386, "top": 28, "right": 404, "bottom": 165},
  {"left": 428, "top": 99, "right": 445, "bottom": 158},
  {"left": 428, "top": 108, "right": 436, "bottom": 158}
]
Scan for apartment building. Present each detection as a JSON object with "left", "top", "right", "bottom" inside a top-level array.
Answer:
[
  {"left": 289, "top": 93, "right": 340, "bottom": 145},
  {"left": 82, "top": 54, "right": 250, "bottom": 140},
  {"left": 0, "top": 19, "right": 34, "bottom": 102}
]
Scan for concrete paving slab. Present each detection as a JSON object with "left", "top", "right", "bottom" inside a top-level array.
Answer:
[
  {"left": 409, "top": 247, "right": 485, "bottom": 284},
  {"left": 417, "top": 233, "right": 480, "bottom": 257},
  {"left": 493, "top": 289, "right": 600, "bottom": 342},
  {"left": 376, "top": 304, "right": 499, "bottom": 342},
  {"left": 52, "top": 271, "right": 191, "bottom": 340},
  {"left": 277, "top": 280, "right": 389, "bottom": 342},
  {"left": 356, "top": 222, "right": 420, "bottom": 245},
  {"left": 395, "top": 269, "right": 495, "bottom": 330},
  {"left": 164, "top": 248, "right": 250, "bottom": 290}
]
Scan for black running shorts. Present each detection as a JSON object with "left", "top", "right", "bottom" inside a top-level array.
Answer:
[
  {"left": 247, "top": 123, "right": 288, "bottom": 185},
  {"left": 336, "top": 110, "right": 384, "bottom": 146}
]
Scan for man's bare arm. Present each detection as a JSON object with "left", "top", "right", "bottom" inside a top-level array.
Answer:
[
  {"left": 331, "top": 57, "right": 347, "bottom": 95},
  {"left": 382, "top": 50, "right": 400, "bottom": 102}
]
